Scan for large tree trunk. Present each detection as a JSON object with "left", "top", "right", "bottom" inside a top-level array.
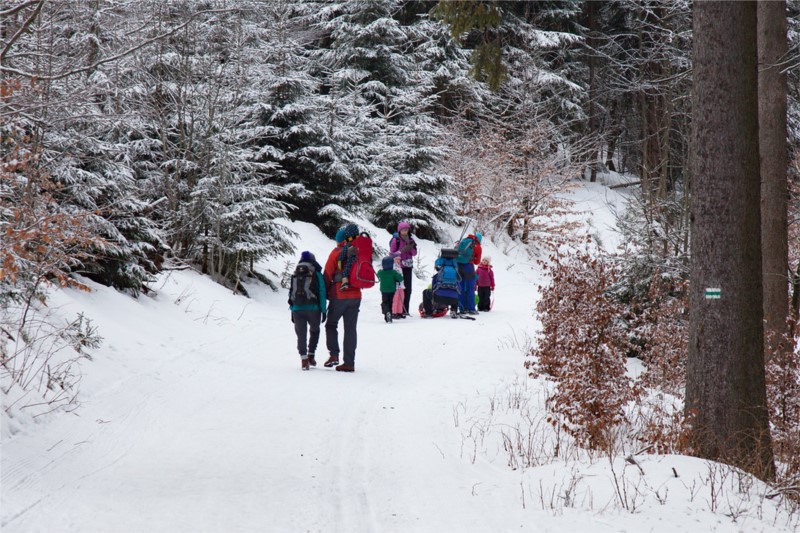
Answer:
[
  {"left": 686, "top": 1, "right": 775, "bottom": 479},
  {"left": 758, "top": 0, "right": 790, "bottom": 357}
]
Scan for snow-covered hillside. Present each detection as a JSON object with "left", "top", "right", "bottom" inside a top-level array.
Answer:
[{"left": 2, "top": 182, "right": 797, "bottom": 532}]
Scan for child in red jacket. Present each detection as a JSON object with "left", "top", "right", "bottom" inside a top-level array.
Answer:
[{"left": 476, "top": 256, "right": 495, "bottom": 312}]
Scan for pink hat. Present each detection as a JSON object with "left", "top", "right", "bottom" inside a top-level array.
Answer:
[{"left": 397, "top": 221, "right": 411, "bottom": 232}]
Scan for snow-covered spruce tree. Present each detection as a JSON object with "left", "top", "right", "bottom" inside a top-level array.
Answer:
[
  {"left": 527, "top": 251, "right": 634, "bottom": 451},
  {"left": 367, "top": 11, "right": 461, "bottom": 239},
  {"left": 0, "top": 137, "right": 101, "bottom": 306},
  {"left": 118, "top": 2, "right": 294, "bottom": 285},
  {"left": 0, "top": 132, "right": 106, "bottom": 404},
  {"left": 0, "top": 0, "right": 162, "bottom": 294},
  {"left": 235, "top": 1, "right": 337, "bottom": 233},
  {"left": 432, "top": 0, "right": 585, "bottom": 126},
  {"left": 310, "top": 0, "right": 461, "bottom": 237},
  {"left": 187, "top": 3, "right": 296, "bottom": 284},
  {"left": 299, "top": 0, "right": 389, "bottom": 234},
  {"left": 401, "top": 5, "right": 486, "bottom": 123}
]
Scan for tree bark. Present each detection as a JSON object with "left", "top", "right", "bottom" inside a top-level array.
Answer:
[
  {"left": 686, "top": 1, "right": 774, "bottom": 479},
  {"left": 758, "top": 0, "right": 789, "bottom": 360}
]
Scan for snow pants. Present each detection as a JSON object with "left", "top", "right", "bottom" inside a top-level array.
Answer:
[
  {"left": 422, "top": 288, "right": 457, "bottom": 316},
  {"left": 293, "top": 309, "right": 322, "bottom": 356},
  {"left": 401, "top": 266, "right": 413, "bottom": 314},
  {"left": 477, "top": 286, "right": 492, "bottom": 311},
  {"left": 325, "top": 297, "right": 361, "bottom": 367},
  {"left": 381, "top": 291, "right": 395, "bottom": 315},
  {"left": 458, "top": 263, "right": 477, "bottom": 312}
]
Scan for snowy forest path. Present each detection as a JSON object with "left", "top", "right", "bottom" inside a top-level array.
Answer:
[{"left": 1, "top": 263, "right": 536, "bottom": 532}]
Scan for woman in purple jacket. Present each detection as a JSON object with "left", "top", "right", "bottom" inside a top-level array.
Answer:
[{"left": 389, "top": 221, "right": 417, "bottom": 316}]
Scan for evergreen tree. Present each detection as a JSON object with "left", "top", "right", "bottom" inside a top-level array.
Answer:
[
  {"left": 0, "top": 0, "right": 162, "bottom": 294},
  {"left": 368, "top": 10, "right": 466, "bottom": 237},
  {"left": 308, "top": 0, "right": 402, "bottom": 232},
  {"left": 313, "top": 0, "right": 463, "bottom": 237}
]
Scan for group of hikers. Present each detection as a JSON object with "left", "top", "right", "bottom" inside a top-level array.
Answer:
[{"left": 287, "top": 222, "right": 495, "bottom": 372}]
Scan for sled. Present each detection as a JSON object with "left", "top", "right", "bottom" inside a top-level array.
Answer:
[{"left": 418, "top": 302, "right": 448, "bottom": 318}]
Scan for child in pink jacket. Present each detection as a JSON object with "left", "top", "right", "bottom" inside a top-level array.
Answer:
[{"left": 476, "top": 256, "right": 495, "bottom": 312}]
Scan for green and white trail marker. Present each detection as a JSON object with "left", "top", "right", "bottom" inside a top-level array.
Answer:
[{"left": 705, "top": 287, "right": 721, "bottom": 299}]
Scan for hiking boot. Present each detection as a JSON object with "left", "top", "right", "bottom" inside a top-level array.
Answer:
[
  {"left": 307, "top": 353, "right": 317, "bottom": 366},
  {"left": 386, "top": 312, "right": 393, "bottom": 323},
  {"left": 450, "top": 309, "right": 458, "bottom": 319},
  {"left": 468, "top": 310, "right": 479, "bottom": 315},
  {"left": 301, "top": 358, "right": 310, "bottom": 371},
  {"left": 335, "top": 364, "right": 355, "bottom": 373},
  {"left": 324, "top": 355, "right": 339, "bottom": 368}
]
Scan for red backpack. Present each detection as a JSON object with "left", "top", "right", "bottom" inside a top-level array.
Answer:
[{"left": 348, "top": 233, "right": 376, "bottom": 289}]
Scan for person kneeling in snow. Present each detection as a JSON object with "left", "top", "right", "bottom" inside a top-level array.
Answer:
[{"left": 421, "top": 252, "right": 460, "bottom": 319}]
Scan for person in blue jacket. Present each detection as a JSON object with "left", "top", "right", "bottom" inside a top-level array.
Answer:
[
  {"left": 421, "top": 256, "right": 460, "bottom": 319},
  {"left": 289, "top": 251, "right": 327, "bottom": 370}
]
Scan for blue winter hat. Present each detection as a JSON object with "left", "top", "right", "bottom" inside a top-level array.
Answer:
[
  {"left": 335, "top": 227, "right": 346, "bottom": 243},
  {"left": 381, "top": 256, "right": 394, "bottom": 270},
  {"left": 475, "top": 232, "right": 483, "bottom": 243},
  {"left": 300, "top": 251, "right": 315, "bottom": 263},
  {"left": 343, "top": 223, "right": 359, "bottom": 240}
]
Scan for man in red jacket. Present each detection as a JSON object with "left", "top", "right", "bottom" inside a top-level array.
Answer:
[{"left": 322, "top": 224, "right": 362, "bottom": 372}]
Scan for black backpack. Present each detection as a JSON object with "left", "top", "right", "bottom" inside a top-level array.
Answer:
[{"left": 289, "top": 262, "right": 319, "bottom": 307}]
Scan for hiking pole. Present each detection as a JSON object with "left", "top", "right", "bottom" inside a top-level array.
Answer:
[{"left": 455, "top": 217, "right": 473, "bottom": 245}]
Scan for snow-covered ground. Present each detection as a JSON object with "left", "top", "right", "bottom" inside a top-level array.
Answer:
[{"left": 2, "top": 182, "right": 797, "bottom": 532}]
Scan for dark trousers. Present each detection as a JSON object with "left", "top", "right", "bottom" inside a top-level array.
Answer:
[
  {"left": 477, "top": 286, "right": 492, "bottom": 311},
  {"left": 325, "top": 297, "right": 361, "bottom": 366},
  {"left": 293, "top": 310, "right": 321, "bottom": 356},
  {"left": 422, "top": 289, "right": 458, "bottom": 315},
  {"left": 402, "top": 266, "right": 413, "bottom": 314},
  {"left": 381, "top": 291, "right": 395, "bottom": 315}
]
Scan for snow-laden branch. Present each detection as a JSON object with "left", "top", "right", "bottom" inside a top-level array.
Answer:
[{"left": 1, "top": 6, "right": 234, "bottom": 81}]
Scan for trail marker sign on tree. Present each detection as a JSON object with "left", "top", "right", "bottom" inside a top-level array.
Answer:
[{"left": 704, "top": 287, "right": 721, "bottom": 299}]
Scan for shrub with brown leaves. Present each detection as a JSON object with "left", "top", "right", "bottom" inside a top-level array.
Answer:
[{"left": 527, "top": 252, "right": 635, "bottom": 450}]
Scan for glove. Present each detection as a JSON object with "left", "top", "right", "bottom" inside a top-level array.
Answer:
[
  {"left": 402, "top": 242, "right": 414, "bottom": 252},
  {"left": 291, "top": 312, "right": 294, "bottom": 323},
  {"left": 321, "top": 312, "right": 327, "bottom": 323}
]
